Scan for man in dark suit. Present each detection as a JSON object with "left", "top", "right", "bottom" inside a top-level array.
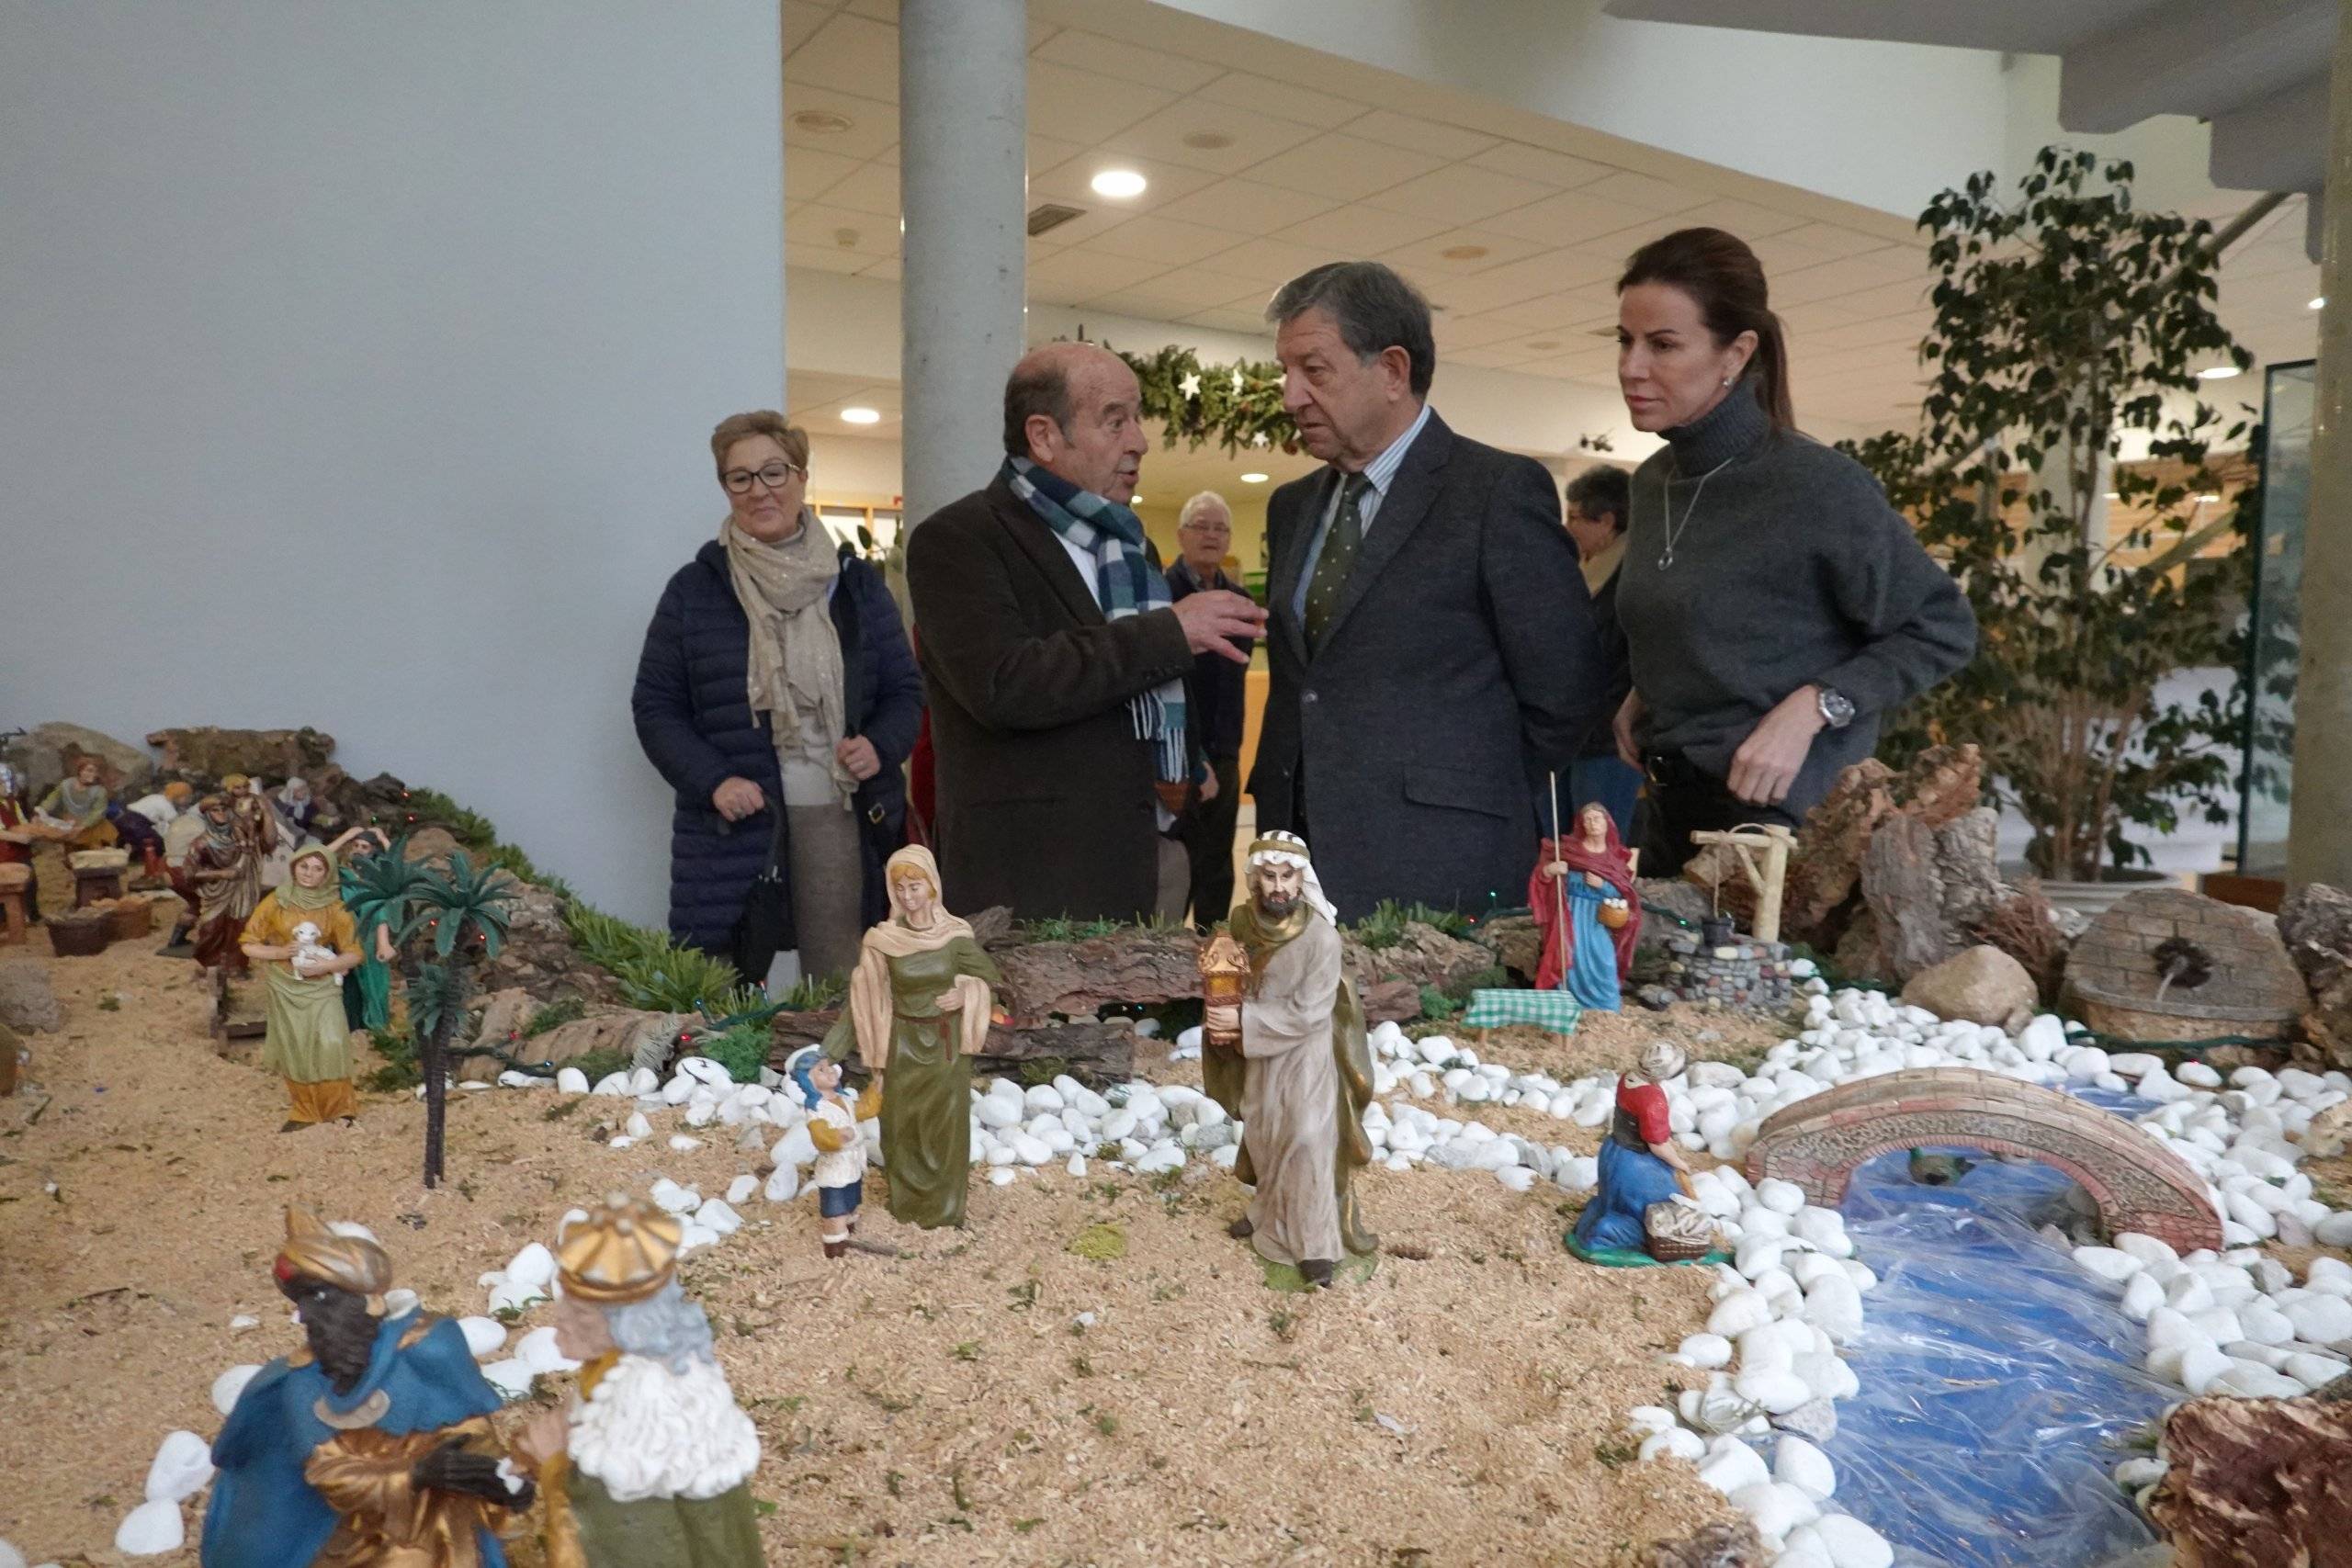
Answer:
[
  {"left": 907, "top": 342, "right": 1265, "bottom": 922},
  {"left": 1166, "top": 489, "right": 1254, "bottom": 928},
  {"left": 1250, "top": 261, "right": 1607, "bottom": 922},
  {"left": 1564, "top": 465, "right": 1642, "bottom": 835}
]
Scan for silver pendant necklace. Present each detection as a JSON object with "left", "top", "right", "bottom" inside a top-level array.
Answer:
[{"left": 1657, "top": 454, "right": 1735, "bottom": 570}]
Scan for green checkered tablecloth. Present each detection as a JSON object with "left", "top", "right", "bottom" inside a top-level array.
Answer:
[{"left": 1462, "top": 988, "right": 1582, "bottom": 1033}]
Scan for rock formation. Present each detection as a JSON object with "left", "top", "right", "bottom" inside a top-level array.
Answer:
[{"left": 2278, "top": 883, "right": 2352, "bottom": 1071}]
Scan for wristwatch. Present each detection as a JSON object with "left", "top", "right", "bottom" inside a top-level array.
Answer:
[{"left": 1815, "top": 685, "right": 1857, "bottom": 730}]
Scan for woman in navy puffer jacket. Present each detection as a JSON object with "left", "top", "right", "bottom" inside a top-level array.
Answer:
[{"left": 632, "top": 412, "right": 923, "bottom": 976}]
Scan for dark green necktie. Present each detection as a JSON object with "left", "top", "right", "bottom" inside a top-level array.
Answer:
[{"left": 1304, "top": 472, "right": 1371, "bottom": 651}]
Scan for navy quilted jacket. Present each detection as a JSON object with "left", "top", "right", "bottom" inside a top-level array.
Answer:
[{"left": 631, "top": 539, "right": 922, "bottom": 953}]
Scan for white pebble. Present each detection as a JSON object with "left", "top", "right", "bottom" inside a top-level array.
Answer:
[
  {"left": 1678, "top": 1333, "right": 1733, "bottom": 1370},
  {"left": 457, "top": 1317, "right": 507, "bottom": 1358},
  {"left": 2072, "top": 1246, "right": 2143, "bottom": 1283},
  {"left": 1812, "top": 1514, "right": 1894, "bottom": 1568},
  {"left": 1774, "top": 1434, "right": 1837, "bottom": 1498},
  {"left": 114, "top": 1499, "right": 184, "bottom": 1556},
  {"left": 210, "top": 1363, "right": 263, "bottom": 1416},
  {"left": 144, "top": 1430, "right": 213, "bottom": 1503}
]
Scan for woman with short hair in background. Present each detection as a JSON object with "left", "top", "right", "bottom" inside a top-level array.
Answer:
[
  {"left": 632, "top": 412, "right": 923, "bottom": 982},
  {"left": 1610, "top": 228, "right": 1975, "bottom": 875}
]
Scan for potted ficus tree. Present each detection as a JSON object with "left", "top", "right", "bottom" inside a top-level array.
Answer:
[{"left": 1849, "top": 148, "right": 2253, "bottom": 912}]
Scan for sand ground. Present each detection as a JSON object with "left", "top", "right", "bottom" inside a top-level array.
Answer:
[{"left": 0, "top": 935, "right": 1771, "bottom": 1566}]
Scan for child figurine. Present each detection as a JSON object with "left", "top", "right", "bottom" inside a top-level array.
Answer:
[{"left": 788, "top": 1044, "right": 879, "bottom": 1258}]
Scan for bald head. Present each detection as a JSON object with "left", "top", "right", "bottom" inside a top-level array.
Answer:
[{"left": 1002, "top": 342, "right": 1148, "bottom": 504}]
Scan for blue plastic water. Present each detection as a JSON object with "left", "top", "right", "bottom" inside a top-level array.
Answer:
[{"left": 1812, "top": 1122, "right": 2180, "bottom": 1568}]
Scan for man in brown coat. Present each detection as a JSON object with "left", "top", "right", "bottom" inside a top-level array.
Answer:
[{"left": 907, "top": 343, "right": 1264, "bottom": 921}]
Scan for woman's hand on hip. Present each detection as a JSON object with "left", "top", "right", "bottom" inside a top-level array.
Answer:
[
  {"left": 836, "top": 737, "right": 881, "bottom": 782},
  {"left": 1612, "top": 691, "right": 1645, "bottom": 771},
  {"left": 711, "top": 777, "right": 766, "bottom": 821},
  {"left": 1726, "top": 686, "right": 1826, "bottom": 807}
]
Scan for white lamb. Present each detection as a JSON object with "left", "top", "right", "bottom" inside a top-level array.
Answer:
[{"left": 290, "top": 920, "right": 344, "bottom": 987}]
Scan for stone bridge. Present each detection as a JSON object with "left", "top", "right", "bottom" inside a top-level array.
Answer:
[{"left": 1744, "top": 1067, "right": 2223, "bottom": 1254}]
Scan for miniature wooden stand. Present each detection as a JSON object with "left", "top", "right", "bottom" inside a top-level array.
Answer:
[
  {"left": 0, "top": 863, "right": 28, "bottom": 945},
  {"left": 1685, "top": 825, "right": 1797, "bottom": 944},
  {"left": 73, "top": 864, "right": 127, "bottom": 909},
  {"left": 209, "top": 965, "right": 267, "bottom": 1047}
]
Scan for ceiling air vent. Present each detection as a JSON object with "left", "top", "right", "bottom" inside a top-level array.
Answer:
[{"left": 1027, "top": 202, "right": 1086, "bottom": 237}]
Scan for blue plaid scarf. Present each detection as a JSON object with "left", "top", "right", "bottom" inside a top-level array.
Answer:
[{"left": 1004, "top": 457, "right": 1188, "bottom": 784}]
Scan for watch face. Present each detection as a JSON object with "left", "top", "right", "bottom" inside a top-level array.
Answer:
[{"left": 1819, "top": 688, "right": 1856, "bottom": 728}]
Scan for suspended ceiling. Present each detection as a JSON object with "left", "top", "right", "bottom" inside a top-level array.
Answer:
[{"left": 783, "top": 0, "right": 2320, "bottom": 450}]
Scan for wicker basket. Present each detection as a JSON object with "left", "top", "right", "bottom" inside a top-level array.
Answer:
[
  {"left": 104, "top": 897, "right": 153, "bottom": 941},
  {"left": 1645, "top": 1201, "right": 1722, "bottom": 1263},
  {"left": 48, "top": 911, "right": 110, "bottom": 958}
]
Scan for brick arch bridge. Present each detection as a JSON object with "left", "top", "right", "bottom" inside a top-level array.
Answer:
[{"left": 1744, "top": 1067, "right": 2222, "bottom": 1254}]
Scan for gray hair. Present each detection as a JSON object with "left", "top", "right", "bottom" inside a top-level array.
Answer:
[
  {"left": 1266, "top": 261, "right": 1436, "bottom": 398},
  {"left": 602, "top": 1280, "right": 716, "bottom": 1376},
  {"left": 1177, "top": 491, "right": 1232, "bottom": 531},
  {"left": 1565, "top": 466, "right": 1632, "bottom": 534}
]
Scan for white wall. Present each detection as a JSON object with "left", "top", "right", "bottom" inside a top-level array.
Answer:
[
  {"left": 1148, "top": 0, "right": 2010, "bottom": 218},
  {"left": 0, "top": 2, "right": 786, "bottom": 928}
]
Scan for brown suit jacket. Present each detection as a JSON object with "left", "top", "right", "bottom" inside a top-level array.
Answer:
[{"left": 906, "top": 474, "right": 1193, "bottom": 921}]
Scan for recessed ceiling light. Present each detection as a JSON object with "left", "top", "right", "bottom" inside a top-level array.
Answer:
[
  {"left": 1182, "top": 130, "right": 1235, "bottom": 151},
  {"left": 790, "top": 109, "right": 853, "bottom": 134},
  {"left": 1238, "top": 472, "right": 1269, "bottom": 484},
  {"left": 841, "top": 406, "right": 882, "bottom": 425},
  {"left": 2197, "top": 491, "right": 2222, "bottom": 502},
  {"left": 2196, "top": 365, "right": 2243, "bottom": 380},
  {"left": 1091, "top": 168, "right": 1148, "bottom": 199},
  {"left": 1440, "top": 243, "right": 1490, "bottom": 261},
  {"left": 2103, "top": 491, "right": 2120, "bottom": 500},
  {"left": 2311, "top": 296, "right": 2327, "bottom": 310}
]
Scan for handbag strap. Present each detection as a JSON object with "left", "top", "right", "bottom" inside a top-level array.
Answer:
[{"left": 759, "top": 804, "right": 788, "bottom": 878}]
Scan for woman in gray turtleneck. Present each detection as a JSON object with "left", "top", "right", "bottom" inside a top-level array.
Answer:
[{"left": 1608, "top": 228, "right": 1975, "bottom": 876}]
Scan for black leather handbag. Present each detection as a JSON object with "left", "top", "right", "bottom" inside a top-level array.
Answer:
[{"left": 729, "top": 807, "right": 795, "bottom": 983}]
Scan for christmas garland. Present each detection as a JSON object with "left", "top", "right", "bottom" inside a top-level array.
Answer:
[{"left": 1114, "top": 344, "right": 1301, "bottom": 457}]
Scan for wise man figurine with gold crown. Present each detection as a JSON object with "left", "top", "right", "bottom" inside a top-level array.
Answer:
[
  {"left": 511, "top": 1196, "right": 765, "bottom": 1567},
  {"left": 203, "top": 1209, "right": 533, "bottom": 1568}
]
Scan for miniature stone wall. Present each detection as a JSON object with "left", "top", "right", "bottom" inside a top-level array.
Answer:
[
  {"left": 1660, "top": 929, "right": 1794, "bottom": 1010},
  {"left": 1745, "top": 1066, "right": 2224, "bottom": 1253}
]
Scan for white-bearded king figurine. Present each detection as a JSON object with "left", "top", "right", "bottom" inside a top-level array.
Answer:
[{"left": 511, "top": 1196, "right": 764, "bottom": 1567}]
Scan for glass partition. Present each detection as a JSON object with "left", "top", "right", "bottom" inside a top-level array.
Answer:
[{"left": 2237, "top": 360, "right": 2316, "bottom": 875}]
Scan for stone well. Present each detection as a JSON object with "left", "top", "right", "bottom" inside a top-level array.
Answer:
[{"left": 2065, "top": 888, "right": 2305, "bottom": 1043}]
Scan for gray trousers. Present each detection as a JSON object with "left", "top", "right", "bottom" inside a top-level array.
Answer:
[
  {"left": 1155, "top": 835, "right": 1190, "bottom": 927},
  {"left": 787, "top": 803, "right": 866, "bottom": 982}
]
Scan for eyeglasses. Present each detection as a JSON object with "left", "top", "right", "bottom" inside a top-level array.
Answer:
[{"left": 723, "top": 459, "right": 807, "bottom": 494}]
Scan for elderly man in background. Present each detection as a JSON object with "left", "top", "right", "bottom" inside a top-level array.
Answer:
[
  {"left": 1563, "top": 466, "right": 1641, "bottom": 836},
  {"left": 1166, "top": 490, "right": 1254, "bottom": 929},
  {"left": 909, "top": 342, "right": 1266, "bottom": 922},
  {"left": 1252, "top": 261, "right": 1607, "bottom": 921}
]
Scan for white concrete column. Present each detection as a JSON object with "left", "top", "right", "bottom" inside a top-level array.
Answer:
[
  {"left": 899, "top": 0, "right": 1026, "bottom": 531},
  {"left": 2289, "top": 14, "right": 2352, "bottom": 889}
]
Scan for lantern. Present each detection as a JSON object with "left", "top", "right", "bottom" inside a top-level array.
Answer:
[{"left": 1196, "top": 929, "right": 1250, "bottom": 1049}]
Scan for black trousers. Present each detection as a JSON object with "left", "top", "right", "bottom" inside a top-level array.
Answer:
[
  {"left": 1641, "top": 753, "right": 1799, "bottom": 877},
  {"left": 1185, "top": 750, "right": 1243, "bottom": 929}
]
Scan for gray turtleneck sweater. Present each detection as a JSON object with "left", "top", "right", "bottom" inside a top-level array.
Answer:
[{"left": 1614, "top": 389, "right": 1975, "bottom": 817}]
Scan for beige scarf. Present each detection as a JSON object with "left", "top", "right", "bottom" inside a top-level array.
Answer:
[
  {"left": 722, "top": 511, "right": 853, "bottom": 805},
  {"left": 843, "top": 846, "right": 992, "bottom": 1070}
]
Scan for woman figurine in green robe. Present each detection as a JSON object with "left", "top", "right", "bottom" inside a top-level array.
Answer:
[
  {"left": 824, "top": 845, "right": 1000, "bottom": 1229},
  {"left": 327, "top": 827, "right": 399, "bottom": 1035}
]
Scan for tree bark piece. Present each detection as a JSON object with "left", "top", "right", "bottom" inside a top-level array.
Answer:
[
  {"left": 1775, "top": 758, "right": 1895, "bottom": 944},
  {"left": 993, "top": 929, "right": 1204, "bottom": 1024},
  {"left": 145, "top": 726, "right": 336, "bottom": 781},
  {"left": 1862, "top": 812, "right": 1951, "bottom": 984},
  {"left": 2148, "top": 1392, "right": 2352, "bottom": 1567},
  {"left": 2278, "top": 883, "right": 2352, "bottom": 1071}
]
